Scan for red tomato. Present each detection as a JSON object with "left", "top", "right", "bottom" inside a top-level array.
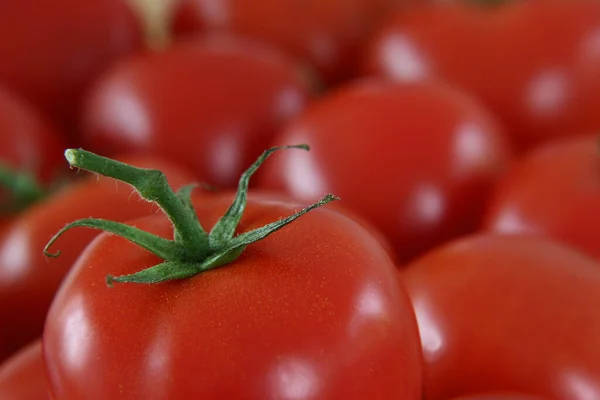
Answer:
[
  {"left": 43, "top": 194, "right": 422, "bottom": 399},
  {"left": 81, "top": 35, "right": 313, "bottom": 188},
  {"left": 0, "top": 86, "right": 66, "bottom": 185},
  {"left": 0, "top": 0, "right": 143, "bottom": 138},
  {"left": 171, "top": 0, "right": 407, "bottom": 83},
  {"left": 483, "top": 133, "right": 600, "bottom": 260},
  {"left": 403, "top": 234, "right": 600, "bottom": 400},
  {"left": 365, "top": 0, "right": 600, "bottom": 151},
  {"left": 0, "top": 340, "right": 47, "bottom": 400},
  {"left": 0, "top": 157, "right": 195, "bottom": 363},
  {"left": 257, "top": 79, "right": 512, "bottom": 262}
]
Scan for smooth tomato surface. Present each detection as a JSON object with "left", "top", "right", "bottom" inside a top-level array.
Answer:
[
  {"left": 0, "top": 339, "right": 47, "bottom": 399},
  {"left": 0, "top": 157, "right": 195, "bottom": 363},
  {"left": 43, "top": 194, "right": 422, "bottom": 399},
  {"left": 81, "top": 35, "right": 313, "bottom": 188},
  {"left": 257, "top": 79, "right": 512, "bottom": 262},
  {"left": 0, "top": 0, "right": 143, "bottom": 138},
  {"left": 365, "top": 0, "right": 600, "bottom": 151},
  {"left": 484, "top": 133, "right": 600, "bottom": 260},
  {"left": 171, "top": 0, "right": 406, "bottom": 83},
  {"left": 403, "top": 234, "right": 600, "bottom": 400},
  {"left": 449, "top": 395, "right": 546, "bottom": 400}
]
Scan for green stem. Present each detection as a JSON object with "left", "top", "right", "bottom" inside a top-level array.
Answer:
[
  {"left": 64, "top": 149, "right": 208, "bottom": 257},
  {"left": 0, "top": 163, "right": 46, "bottom": 213},
  {"left": 47, "top": 146, "right": 339, "bottom": 285}
]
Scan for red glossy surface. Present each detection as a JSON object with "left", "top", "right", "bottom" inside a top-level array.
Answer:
[
  {"left": 43, "top": 195, "right": 422, "bottom": 399},
  {"left": 365, "top": 0, "right": 600, "bottom": 151},
  {"left": 258, "top": 79, "right": 512, "bottom": 261},
  {"left": 81, "top": 35, "right": 312, "bottom": 188},
  {"left": 404, "top": 234, "right": 600, "bottom": 399},
  {"left": 0, "top": 340, "right": 47, "bottom": 399},
  {"left": 484, "top": 133, "right": 600, "bottom": 260}
]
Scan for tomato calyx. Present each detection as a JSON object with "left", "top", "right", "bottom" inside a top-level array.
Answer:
[
  {"left": 0, "top": 163, "right": 47, "bottom": 213},
  {"left": 44, "top": 146, "right": 339, "bottom": 286}
]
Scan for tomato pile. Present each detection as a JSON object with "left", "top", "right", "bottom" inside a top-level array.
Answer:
[{"left": 0, "top": 0, "right": 599, "bottom": 399}]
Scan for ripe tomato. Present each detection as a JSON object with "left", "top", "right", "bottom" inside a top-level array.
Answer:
[
  {"left": 0, "top": 340, "right": 46, "bottom": 400},
  {"left": 365, "top": 0, "right": 600, "bottom": 151},
  {"left": 0, "top": 0, "right": 143, "bottom": 138},
  {"left": 0, "top": 156, "right": 195, "bottom": 363},
  {"left": 257, "top": 79, "right": 512, "bottom": 262},
  {"left": 170, "top": 0, "right": 406, "bottom": 83},
  {"left": 42, "top": 147, "right": 422, "bottom": 399},
  {"left": 0, "top": 86, "right": 66, "bottom": 186},
  {"left": 483, "top": 133, "right": 600, "bottom": 260},
  {"left": 81, "top": 35, "right": 313, "bottom": 188},
  {"left": 403, "top": 234, "right": 600, "bottom": 400}
]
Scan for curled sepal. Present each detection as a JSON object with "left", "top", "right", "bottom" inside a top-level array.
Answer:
[
  {"left": 44, "top": 218, "right": 182, "bottom": 261},
  {"left": 208, "top": 144, "right": 309, "bottom": 248},
  {"left": 107, "top": 261, "right": 201, "bottom": 286}
]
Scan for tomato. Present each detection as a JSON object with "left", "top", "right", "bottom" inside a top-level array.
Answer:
[
  {"left": 0, "top": 340, "right": 47, "bottom": 400},
  {"left": 81, "top": 35, "right": 313, "bottom": 188},
  {"left": 483, "top": 133, "right": 600, "bottom": 260},
  {"left": 365, "top": 0, "right": 600, "bottom": 152},
  {"left": 170, "top": 0, "right": 407, "bottom": 84},
  {"left": 0, "top": 156, "right": 195, "bottom": 363},
  {"left": 403, "top": 234, "right": 600, "bottom": 400},
  {"left": 42, "top": 148, "right": 422, "bottom": 399},
  {"left": 257, "top": 79, "right": 512, "bottom": 262},
  {"left": 0, "top": 0, "right": 143, "bottom": 139}
]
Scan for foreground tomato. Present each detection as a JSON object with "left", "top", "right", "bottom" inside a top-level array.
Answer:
[
  {"left": 0, "top": 86, "right": 67, "bottom": 213},
  {"left": 81, "top": 35, "right": 312, "bottom": 188},
  {"left": 365, "top": 0, "right": 600, "bottom": 151},
  {"left": 0, "top": 0, "right": 143, "bottom": 138},
  {"left": 171, "top": 0, "right": 406, "bottom": 83},
  {"left": 484, "top": 133, "right": 600, "bottom": 260},
  {"left": 43, "top": 147, "right": 422, "bottom": 399},
  {"left": 257, "top": 79, "right": 511, "bottom": 262},
  {"left": 403, "top": 234, "right": 600, "bottom": 400},
  {"left": 0, "top": 156, "right": 195, "bottom": 363},
  {"left": 0, "top": 340, "right": 46, "bottom": 399}
]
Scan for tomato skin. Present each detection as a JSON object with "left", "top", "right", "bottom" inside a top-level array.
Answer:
[
  {"left": 0, "top": 340, "right": 47, "bottom": 399},
  {"left": 171, "top": 0, "right": 405, "bottom": 83},
  {"left": 365, "top": 0, "right": 600, "bottom": 151},
  {"left": 0, "top": 86, "right": 66, "bottom": 187},
  {"left": 43, "top": 194, "right": 422, "bottom": 399},
  {"left": 483, "top": 133, "right": 600, "bottom": 260},
  {"left": 403, "top": 234, "right": 600, "bottom": 400},
  {"left": 0, "top": 0, "right": 143, "bottom": 138},
  {"left": 0, "top": 157, "right": 195, "bottom": 363},
  {"left": 81, "top": 35, "right": 312, "bottom": 188},
  {"left": 449, "top": 395, "right": 545, "bottom": 400},
  {"left": 257, "top": 79, "right": 512, "bottom": 262}
]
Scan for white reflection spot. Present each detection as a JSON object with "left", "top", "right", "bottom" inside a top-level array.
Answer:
[
  {"left": 412, "top": 297, "right": 444, "bottom": 360},
  {"left": 276, "top": 87, "right": 305, "bottom": 120},
  {"left": 283, "top": 135, "right": 326, "bottom": 200},
  {"left": 61, "top": 295, "right": 91, "bottom": 371},
  {"left": 562, "top": 370, "right": 600, "bottom": 400},
  {"left": 0, "top": 228, "right": 29, "bottom": 283},
  {"left": 491, "top": 206, "right": 537, "bottom": 234},
  {"left": 355, "top": 284, "right": 385, "bottom": 317},
  {"left": 380, "top": 33, "right": 430, "bottom": 82},
  {"left": 198, "top": 0, "right": 229, "bottom": 26},
  {"left": 106, "top": 86, "right": 151, "bottom": 143},
  {"left": 405, "top": 183, "right": 445, "bottom": 230},
  {"left": 526, "top": 69, "right": 569, "bottom": 116},
  {"left": 270, "top": 358, "right": 320, "bottom": 400},
  {"left": 452, "top": 122, "right": 491, "bottom": 175},
  {"left": 208, "top": 126, "right": 243, "bottom": 185}
]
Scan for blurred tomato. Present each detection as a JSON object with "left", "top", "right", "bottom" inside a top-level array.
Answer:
[
  {"left": 258, "top": 79, "right": 511, "bottom": 262},
  {"left": 81, "top": 35, "right": 313, "bottom": 188},
  {"left": 0, "top": 0, "right": 143, "bottom": 139},
  {"left": 0, "top": 340, "right": 46, "bottom": 400},
  {"left": 171, "top": 0, "right": 406, "bottom": 83},
  {"left": 365, "top": 0, "right": 600, "bottom": 152},
  {"left": 484, "top": 133, "right": 600, "bottom": 260},
  {"left": 404, "top": 234, "right": 600, "bottom": 400}
]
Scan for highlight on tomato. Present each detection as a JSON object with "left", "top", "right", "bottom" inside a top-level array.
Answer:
[{"left": 42, "top": 146, "right": 422, "bottom": 399}]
